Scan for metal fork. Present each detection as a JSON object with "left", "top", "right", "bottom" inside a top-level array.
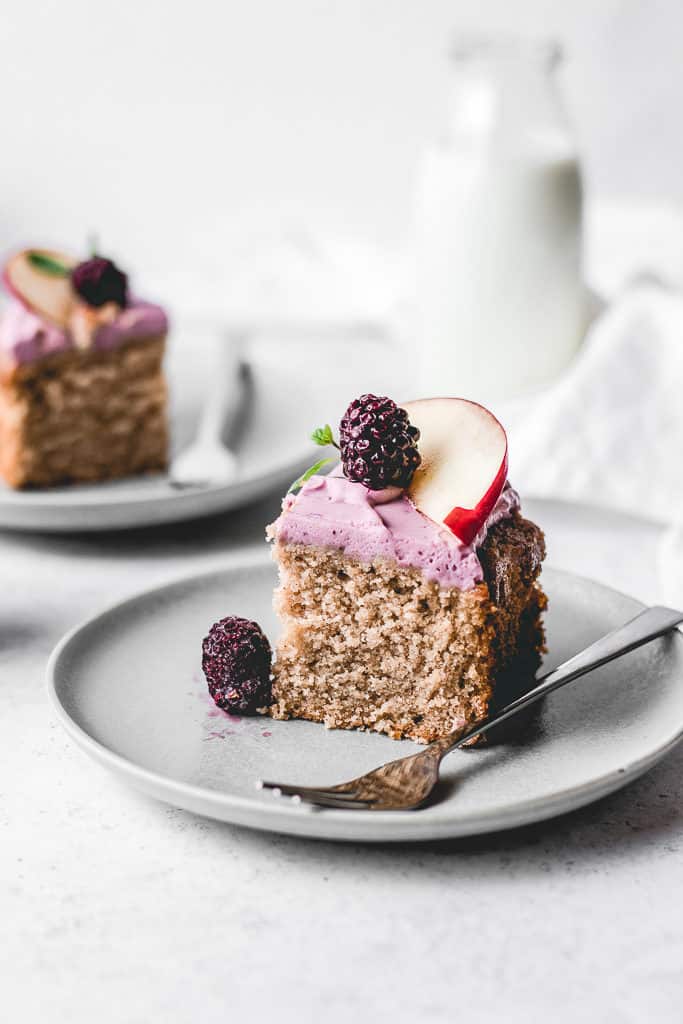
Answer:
[
  {"left": 169, "top": 331, "right": 250, "bottom": 490},
  {"left": 259, "top": 605, "right": 683, "bottom": 811}
]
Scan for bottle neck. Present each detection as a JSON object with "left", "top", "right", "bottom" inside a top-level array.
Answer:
[{"left": 446, "top": 39, "right": 572, "bottom": 156}]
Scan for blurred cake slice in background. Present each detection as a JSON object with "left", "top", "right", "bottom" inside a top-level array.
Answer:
[
  {"left": 0, "top": 248, "right": 168, "bottom": 488},
  {"left": 268, "top": 395, "right": 546, "bottom": 744}
]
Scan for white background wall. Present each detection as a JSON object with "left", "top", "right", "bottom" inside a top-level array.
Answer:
[{"left": 1, "top": 0, "right": 681, "bottom": 287}]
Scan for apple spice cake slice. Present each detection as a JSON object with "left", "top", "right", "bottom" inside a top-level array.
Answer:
[
  {"left": 0, "top": 248, "right": 168, "bottom": 488},
  {"left": 267, "top": 394, "right": 546, "bottom": 744}
]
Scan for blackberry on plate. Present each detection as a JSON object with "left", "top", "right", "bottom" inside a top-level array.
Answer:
[
  {"left": 202, "top": 616, "right": 272, "bottom": 715},
  {"left": 71, "top": 256, "right": 128, "bottom": 308},
  {"left": 339, "top": 393, "right": 421, "bottom": 490}
]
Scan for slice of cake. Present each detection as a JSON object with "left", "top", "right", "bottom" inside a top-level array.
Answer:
[
  {"left": 267, "top": 394, "right": 546, "bottom": 744},
  {"left": 0, "top": 248, "right": 168, "bottom": 488}
]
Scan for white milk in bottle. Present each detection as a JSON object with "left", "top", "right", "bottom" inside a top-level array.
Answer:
[{"left": 415, "top": 37, "right": 584, "bottom": 403}]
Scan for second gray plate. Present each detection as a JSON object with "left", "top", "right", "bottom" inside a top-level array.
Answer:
[{"left": 0, "top": 329, "right": 399, "bottom": 532}]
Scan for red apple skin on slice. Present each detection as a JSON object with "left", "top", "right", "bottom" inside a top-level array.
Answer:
[
  {"left": 402, "top": 397, "right": 508, "bottom": 546},
  {"left": 3, "top": 249, "right": 76, "bottom": 328},
  {"left": 442, "top": 451, "right": 508, "bottom": 545}
]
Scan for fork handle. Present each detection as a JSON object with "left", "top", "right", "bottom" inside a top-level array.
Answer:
[
  {"left": 197, "top": 331, "right": 245, "bottom": 446},
  {"left": 439, "top": 604, "right": 683, "bottom": 756}
]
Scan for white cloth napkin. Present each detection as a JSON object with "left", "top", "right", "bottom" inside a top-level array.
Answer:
[
  {"left": 658, "top": 525, "right": 683, "bottom": 608},
  {"left": 509, "top": 281, "right": 683, "bottom": 526}
]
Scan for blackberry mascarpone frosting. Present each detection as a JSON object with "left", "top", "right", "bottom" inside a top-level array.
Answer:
[
  {"left": 269, "top": 470, "right": 520, "bottom": 590},
  {"left": 0, "top": 297, "right": 168, "bottom": 367}
]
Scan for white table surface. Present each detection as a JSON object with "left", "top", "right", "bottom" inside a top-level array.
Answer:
[{"left": 3, "top": 495, "right": 682, "bottom": 1023}]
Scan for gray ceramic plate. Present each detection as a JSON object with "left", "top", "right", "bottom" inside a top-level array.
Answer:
[
  {"left": 0, "top": 328, "right": 396, "bottom": 532},
  {"left": 47, "top": 554, "right": 683, "bottom": 842}
]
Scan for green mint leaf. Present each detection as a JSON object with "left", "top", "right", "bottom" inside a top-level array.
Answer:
[
  {"left": 288, "top": 457, "right": 334, "bottom": 494},
  {"left": 27, "top": 251, "right": 70, "bottom": 278},
  {"left": 87, "top": 232, "right": 100, "bottom": 258},
  {"left": 310, "top": 423, "right": 336, "bottom": 447}
]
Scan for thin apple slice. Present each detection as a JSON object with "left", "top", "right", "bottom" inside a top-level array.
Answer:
[
  {"left": 403, "top": 397, "right": 508, "bottom": 546},
  {"left": 3, "top": 249, "right": 76, "bottom": 327}
]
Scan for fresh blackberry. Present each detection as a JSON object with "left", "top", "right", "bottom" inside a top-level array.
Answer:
[
  {"left": 339, "top": 394, "right": 421, "bottom": 490},
  {"left": 202, "top": 616, "right": 272, "bottom": 715},
  {"left": 71, "top": 256, "right": 128, "bottom": 308}
]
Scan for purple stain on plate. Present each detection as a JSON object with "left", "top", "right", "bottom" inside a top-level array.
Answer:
[
  {"left": 196, "top": 676, "right": 272, "bottom": 737},
  {"left": 203, "top": 729, "right": 236, "bottom": 741}
]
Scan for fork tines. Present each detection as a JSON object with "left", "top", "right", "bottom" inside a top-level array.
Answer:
[{"left": 259, "top": 780, "right": 374, "bottom": 810}]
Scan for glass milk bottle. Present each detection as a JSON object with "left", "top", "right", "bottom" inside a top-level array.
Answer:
[{"left": 414, "top": 37, "right": 584, "bottom": 403}]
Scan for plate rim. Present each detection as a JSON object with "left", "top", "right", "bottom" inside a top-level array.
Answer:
[
  {"left": 0, "top": 450, "right": 311, "bottom": 511},
  {"left": 46, "top": 556, "right": 683, "bottom": 842},
  {"left": 0, "top": 451, "right": 311, "bottom": 533}
]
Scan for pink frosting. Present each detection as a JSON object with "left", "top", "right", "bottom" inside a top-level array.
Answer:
[
  {"left": 0, "top": 298, "right": 168, "bottom": 366},
  {"left": 271, "top": 470, "right": 520, "bottom": 591}
]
